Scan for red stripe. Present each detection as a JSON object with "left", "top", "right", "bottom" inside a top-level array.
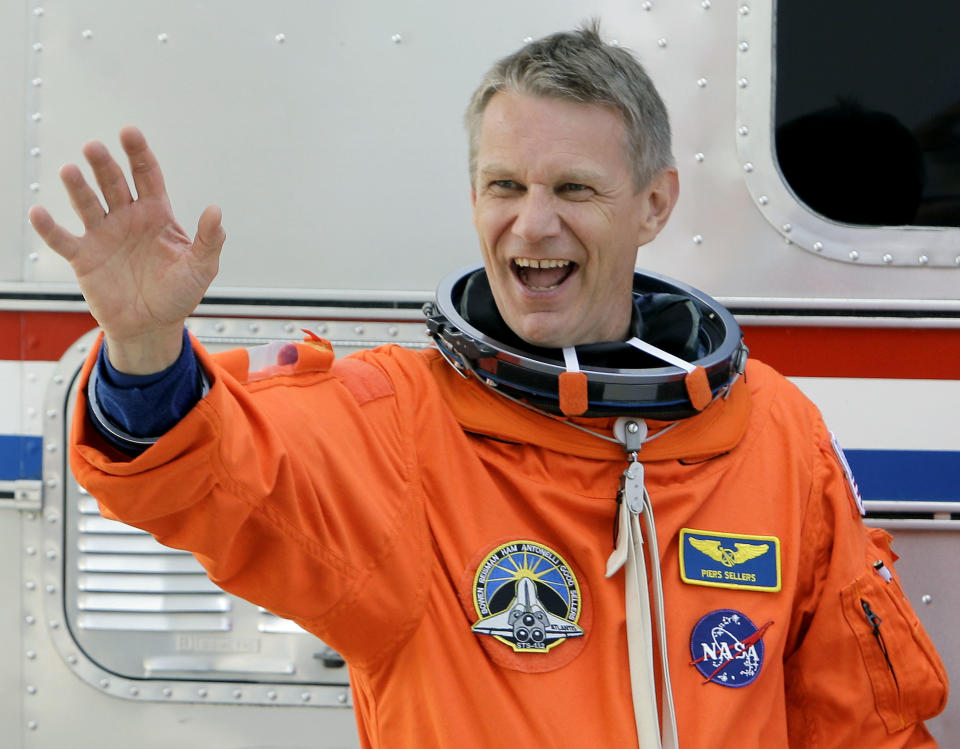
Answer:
[
  {"left": 0, "top": 311, "right": 98, "bottom": 361},
  {"left": 742, "top": 326, "right": 960, "bottom": 379},
  {"left": 1, "top": 311, "right": 957, "bottom": 379}
]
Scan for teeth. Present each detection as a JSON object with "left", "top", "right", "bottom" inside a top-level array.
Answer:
[{"left": 513, "top": 258, "right": 571, "bottom": 269}]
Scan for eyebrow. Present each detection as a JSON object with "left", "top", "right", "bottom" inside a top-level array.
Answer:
[{"left": 477, "top": 164, "right": 606, "bottom": 185}]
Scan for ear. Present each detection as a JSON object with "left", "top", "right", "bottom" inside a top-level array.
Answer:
[{"left": 637, "top": 167, "right": 679, "bottom": 243}]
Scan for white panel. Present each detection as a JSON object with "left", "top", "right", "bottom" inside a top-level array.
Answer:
[
  {"left": 789, "top": 377, "right": 960, "bottom": 450},
  {"left": 21, "top": 360, "right": 56, "bottom": 437},
  {"left": 0, "top": 0, "right": 28, "bottom": 284},
  {"left": 0, "top": 362, "right": 22, "bottom": 433},
  {"left": 20, "top": 0, "right": 957, "bottom": 306}
]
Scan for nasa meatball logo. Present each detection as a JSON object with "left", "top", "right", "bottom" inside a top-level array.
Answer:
[
  {"left": 689, "top": 609, "right": 773, "bottom": 687},
  {"left": 471, "top": 541, "right": 584, "bottom": 653}
]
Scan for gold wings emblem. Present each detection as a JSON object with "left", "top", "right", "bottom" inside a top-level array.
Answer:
[{"left": 688, "top": 537, "right": 769, "bottom": 568}]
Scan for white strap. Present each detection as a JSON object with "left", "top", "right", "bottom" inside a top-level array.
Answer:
[
  {"left": 626, "top": 337, "right": 696, "bottom": 373},
  {"left": 562, "top": 346, "right": 580, "bottom": 373},
  {"left": 606, "top": 465, "right": 679, "bottom": 749}
]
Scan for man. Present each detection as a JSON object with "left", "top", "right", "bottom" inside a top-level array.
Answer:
[{"left": 30, "top": 23, "right": 946, "bottom": 749}]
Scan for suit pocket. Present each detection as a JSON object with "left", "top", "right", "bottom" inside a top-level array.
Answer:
[{"left": 839, "top": 528, "right": 948, "bottom": 733}]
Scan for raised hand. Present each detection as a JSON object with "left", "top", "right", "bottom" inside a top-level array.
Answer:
[{"left": 29, "top": 126, "right": 225, "bottom": 373}]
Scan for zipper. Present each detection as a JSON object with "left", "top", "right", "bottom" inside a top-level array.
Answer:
[{"left": 861, "top": 599, "right": 899, "bottom": 694}]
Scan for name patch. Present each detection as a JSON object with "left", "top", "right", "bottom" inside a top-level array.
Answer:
[{"left": 679, "top": 528, "right": 781, "bottom": 592}]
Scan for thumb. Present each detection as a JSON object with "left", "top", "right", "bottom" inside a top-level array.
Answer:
[{"left": 192, "top": 205, "right": 225, "bottom": 261}]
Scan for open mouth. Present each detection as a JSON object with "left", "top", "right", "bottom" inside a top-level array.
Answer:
[{"left": 512, "top": 258, "right": 577, "bottom": 291}]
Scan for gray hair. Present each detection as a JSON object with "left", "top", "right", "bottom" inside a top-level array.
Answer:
[{"left": 465, "top": 20, "right": 674, "bottom": 191}]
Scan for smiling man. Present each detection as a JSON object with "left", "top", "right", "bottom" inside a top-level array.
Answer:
[{"left": 31, "top": 21, "right": 946, "bottom": 749}]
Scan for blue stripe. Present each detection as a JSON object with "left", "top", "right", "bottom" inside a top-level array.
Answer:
[
  {"left": 0, "top": 435, "right": 43, "bottom": 481},
  {"left": 845, "top": 449, "right": 960, "bottom": 502}
]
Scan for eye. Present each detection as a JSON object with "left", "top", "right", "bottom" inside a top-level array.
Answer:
[
  {"left": 558, "top": 183, "right": 593, "bottom": 198},
  {"left": 489, "top": 179, "right": 523, "bottom": 193}
]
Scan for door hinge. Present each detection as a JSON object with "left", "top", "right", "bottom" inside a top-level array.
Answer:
[{"left": 0, "top": 480, "right": 43, "bottom": 511}]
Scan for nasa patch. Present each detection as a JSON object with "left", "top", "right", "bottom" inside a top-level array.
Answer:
[
  {"left": 679, "top": 528, "right": 781, "bottom": 592},
  {"left": 689, "top": 609, "right": 773, "bottom": 687},
  {"left": 471, "top": 540, "right": 584, "bottom": 653}
]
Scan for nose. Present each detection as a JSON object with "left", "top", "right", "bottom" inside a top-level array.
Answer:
[{"left": 512, "top": 187, "right": 561, "bottom": 243}]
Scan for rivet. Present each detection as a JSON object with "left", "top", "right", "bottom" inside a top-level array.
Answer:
[
  {"left": 337, "top": 693, "right": 348, "bottom": 704},
  {"left": 28, "top": 721, "right": 38, "bottom": 731},
  {"left": 77, "top": 344, "right": 88, "bottom": 353},
  {"left": 739, "top": 5, "right": 751, "bottom": 15},
  {"left": 232, "top": 689, "right": 243, "bottom": 699},
  {"left": 882, "top": 254, "right": 894, "bottom": 264},
  {"left": 32, "top": 42, "right": 43, "bottom": 52},
  {"left": 782, "top": 223, "right": 792, "bottom": 233},
  {"left": 32, "top": 77, "right": 43, "bottom": 87},
  {"left": 162, "top": 688, "right": 173, "bottom": 698},
  {"left": 317, "top": 324, "right": 328, "bottom": 334},
  {"left": 391, "top": 33, "right": 403, "bottom": 44},
  {"left": 657, "top": 38, "right": 667, "bottom": 48},
  {"left": 738, "top": 126, "right": 749, "bottom": 136},
  {"left": 46, "top": 408, "right": 57, "bottom": 419},
  {"left": 693, "top": 235, "right": 703, "bottom": 245},
  {"left": 301, "top": 692, "right": 312, "bottom": 702},
  {"left": 784, "top": 237, "right": 793, "bottom": 246},
  {"left": 702, "top": 0, "right": 711, "bottom": 7},
  {"left": 694, "top": 153, "right": 705, "bottom": 162},
  {"left": 25, "top": 615, "right": 36, "bottom": 625},
  {"left": 849, "top": 250, "right": 859, "bottom": 261},
  {"left": 198, "top": 688, "right": 208, "bottom": 698},
  {"left": 67, "top": 655, "right": 78, "bottom": 665},
  {"left": 26, "top": 547, "right": 37, "bottom": 556},
  {"left": 813, "top": 242, "right": 824, "bottom": 252},
  {"left": 696, "top": 78, "right": 707, "bottom": 88},
  {"left": 45, "top": 584, "right": 56, "bottom": 594},
  {"left": 129, "top": 687, "right": 140, "bottom": 696},
  {"left": 758, "top": 195, "right": 769, "bottom": 206},
  {"left": 283, "top": 323, "right": 295, "bottom": 333},
  {"left": 739, "top": 41, "right": 749, "bottom": 52},
  {"left": 46, "top": 442, "right": 57, "bottom": 453},
  {"left": 82, "top": 29, "right": 93, "bottom": 39},
  {"left": 25, "top": 581, "right": 36, "bottom": 591},
  {"left": 49, "top": 620, "right": 59, "bottom": 629},
  {"left": 918, "top": 255, "right": 929, "bottom": 265},
  {"left": 922, "top": 594, "right": 933, "bottom": 604},
  {"left": 29, "top": 182, "right": 40, "bottom": 192},
  {"left": 100, "top": 678, "right": 110, "bottom": 689},
  {"left": 214, "top": 322, "right": 226, "bottom": 332},
  {"left": 26, "top": 650, "right": 37, "bottom": 660},
  {"left": 738, "top": 78, "right": 749, "bottom": 88},
  {"left": 33, "top": 6, "right": 45, "bottom": 16},
  {"left": 45, "top": 548, "right": 58, "bottom": 559},
  {"left": 30, "top": 147, "right": 41, "bottom": 156},
  {"left": 522, "top": 36, "right": 533, "bottom": 44},
  {"left": 25, "top": 512, "right": 36, "bottom": 521},
  {"left": 388, "top": 326, "right": 399, "bottom": 336},
  {"left": 267, "top": 690, "right": 278, "bottom": 701},
  {"left": 248, "top": 323, "right": 259, "bottom": 333},
  {"left": 743, "top": 163, "right": 754, "bottom": 173},
  {"left": 642, "top": 1, "right": 653, "bottom": 9},
  {"left": 627, "top": 421, "right": 640, "bottom": 434},
  {"left": 45, "top": 478, "right": 58, "bottom": 489},
  {"left": 274, "top": 33, "right": 286, "bottom": 43},
  {"left": 157, "top": 33, "right": 169, "bottom": 43},
  {"left": 354, "top": 325, "right": 365, "bottom": 335},
  {"left": 27, "top": 685, "right": 38, "bottom": 695},
  {"left": 955, "top": 256, "right": 960, "bottom": 266}
]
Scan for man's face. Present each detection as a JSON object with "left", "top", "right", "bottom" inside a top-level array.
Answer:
[{"left": 472, "top": 92, "right": 677, "bottom": 348}]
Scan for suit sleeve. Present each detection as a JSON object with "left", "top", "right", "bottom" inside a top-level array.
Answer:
[
  {"left": 69, "top": 335, "right": 433, "bottom": 668},
  {"left": 784, "top": 422, "right": 948, "bottom": 747}
]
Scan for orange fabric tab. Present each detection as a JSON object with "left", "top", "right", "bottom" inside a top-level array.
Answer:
[
  {"left": 212, "top": 347, "right": 250, "bottom": 382},
  {"left": 558, "top": 371, "right": 589, "bottom": 416},
  {"left": 685, "top": 366, "right": 712, "bottom": 411}
]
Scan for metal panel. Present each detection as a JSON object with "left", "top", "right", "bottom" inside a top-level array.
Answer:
[{"left": 15, "top": 0, "right": 958, "bottom": 308}]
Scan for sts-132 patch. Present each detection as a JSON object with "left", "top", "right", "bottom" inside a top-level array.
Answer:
[{"left": 470, "top": 540, "right": 584, "bottom": 653}]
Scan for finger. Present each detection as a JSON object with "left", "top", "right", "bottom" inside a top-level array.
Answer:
[
  {"left": 28, "top": 205, "right": 81, "bottom": 261},
  {"left": 192, "top": 205, "right": 226, "bottom": 261},
  {"left": 82, "top": 139, "right": 134, "bottom": 210},
  {"left": 60, "top": 163, "right": 107, "bottom": 229},
  {"left": 118, "top": 126, "right": 168, "bottom": 200}
]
